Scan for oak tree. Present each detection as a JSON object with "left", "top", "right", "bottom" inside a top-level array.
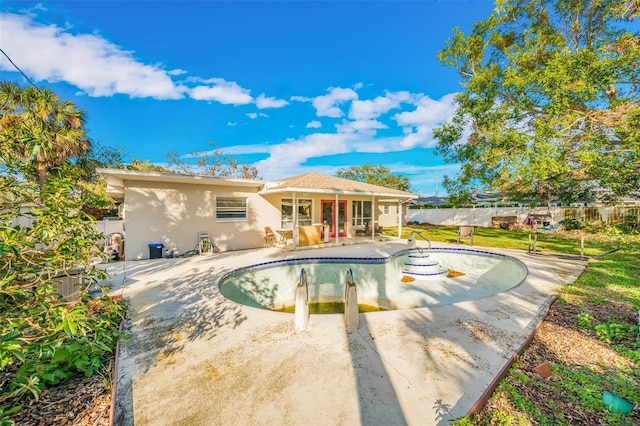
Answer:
[{"left": 434, "top": 0, "right": 640, "bottom": 204}]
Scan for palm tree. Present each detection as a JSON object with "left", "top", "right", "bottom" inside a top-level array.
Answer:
[{"left": 0, "top": 81, "right": 90, "bottom": 186}]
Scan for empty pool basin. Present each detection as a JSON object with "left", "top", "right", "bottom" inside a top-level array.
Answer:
[{"left": 218, "top": 248, "right": 528, "bottom": 312}]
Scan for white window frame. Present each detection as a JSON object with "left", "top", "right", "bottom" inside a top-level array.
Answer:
[
  {"left": 281, "top": 198, "right": 313, "bottom": 228},
  {"left": 382, "top": 205, "right": 390, "bottom": 214},
  {"left": 216, "top": 196, "right": 248, "bottom": 222},
  {"left": 352, "top": 200, "right": 372, "bottom": 227}
]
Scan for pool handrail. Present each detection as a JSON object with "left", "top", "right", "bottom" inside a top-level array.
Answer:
[
  {"left": 344, "top": 268, "right": 359, "bottom": 332},
  {"left": 294, "top": 268, "right": 309, "bottom": 330},
  {"left": 409, "top": 231, "right": 432, "bottom": 250},
  {"left": 299, "top": 268, "right": 308, "bottom": 303}
]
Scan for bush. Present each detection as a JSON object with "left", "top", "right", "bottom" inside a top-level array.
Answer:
[
  {"left": 616, "top": 215, "right": 639, "bottom": 234},
  {"left": 0, "top": 166, "right": 127, "bottom": 418},
  {"left": 559, "top": 218, "right": 584, "bottom": 231}
]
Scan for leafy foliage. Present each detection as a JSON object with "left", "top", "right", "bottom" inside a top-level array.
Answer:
[
  {"left": 166, "top": 141, "right": 260, "bottom": 179},
  {"left": 0, "top": 82, "right": 127, "bottom": 420},
  {"left": 335, "top": 164, "right": 412, "bottom": 191},
  {"left": 0, "top": 81, "right": 90, "bottom": 187},
  {"left": 559, "top": 217, "right": 584, "bottom": 230},
  {"left": 434, "top": 0, "right": 640, "bottom": 204}
]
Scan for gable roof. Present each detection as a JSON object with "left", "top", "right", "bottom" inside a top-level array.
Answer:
[{"left": 261, "top": 172, "right": 417, "bottom": 200}]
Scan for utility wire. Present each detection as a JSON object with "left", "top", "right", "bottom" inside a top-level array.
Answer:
[{"left": 0, "top": 47, "right": 40, "bottom": 90}]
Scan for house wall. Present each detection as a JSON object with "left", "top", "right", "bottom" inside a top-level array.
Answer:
[
  {"left": 124, "top": 181, "right": 280, "bottom": 259},
  {"left": 378, "top": 203, "right": 401, "bottom": 227}
]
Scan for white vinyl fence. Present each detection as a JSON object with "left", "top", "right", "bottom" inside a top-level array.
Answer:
[{"left": 406, "top": 205, "right": 640, "bottom": 228}]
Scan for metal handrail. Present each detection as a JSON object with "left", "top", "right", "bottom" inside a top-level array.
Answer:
[
  {"left": 295, "top": 268, "right": 309, "bottom": 331},
  {"left": 409, "top": 231, "right": 431, "bottom": 250},
  {"left": 298, "top": 268, "right": 308, "bottom": 303},
  {"left": 344, "top": 268, "right": 359, "bottom": 332},
  {"left": 344, "top": 268, "right": 355, "bottom": 300}
]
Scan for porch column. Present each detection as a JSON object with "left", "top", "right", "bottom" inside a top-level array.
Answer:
[
  {"left": 292, "top": 192, "right": 297, "bottom": 250},
  {"left": 334, "top": 193, "right": 339, "bottom": 245},
  {"left": 397, "top": 200, "right": 403, "bottom": 238},
  {"left": 371, "top": 195, "right": 376, "bottom": 241}
]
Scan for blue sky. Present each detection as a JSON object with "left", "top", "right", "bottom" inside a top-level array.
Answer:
[{"left": 0, "top": 1, "right": 495, "bottom": 196}]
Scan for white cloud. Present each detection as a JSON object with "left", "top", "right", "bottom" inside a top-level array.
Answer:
[
  {"left": 254, "top": 132, "right": 355, "bottom": 179},
  {"left": 218, "top": 144, "right": 273, "bottom": 155},
  {"left": 392, "top": 93, "right": 458, "bottom": 149},
  {"left": 290, "top": 95, "right": 310, "bottom": 102},
  {"left": 188, "top": 78, "right": 253, "bottom": 105},
  {"left": 311, "top": 87, "right": 359, "bottom": 118},
  {"left": 255, "top": 93, "right": 289, "bottom": 109},
  {"left": 349, "top": 97, "right": 395, "bottom": 120},
  {"left": 306, "top": 120, "right": 322, "bottom": 129},
  {"left": 227, "top": 121, "right": 237, "bottom": 126},
  {"left": 394, "top": 93, "right": 457, "bottom": 127},
  {"left": 348, "top": 91, "right": 417, "bottom": 120},
  {"left": 235, "top": 90, "right": 460, "bottom": 183},
  {"left": 246, "top": 112, "right": 268, "bottom": 119},
  {"left": 0, "top": 13, "right": 184, "bottom": 99},
  {"left": 335, "top": 119, "right": 387, "bottom": 135}
]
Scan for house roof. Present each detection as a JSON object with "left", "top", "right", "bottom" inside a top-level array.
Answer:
[
  {"left": 412, "top": 196, "right": 449, "bottom": 205},
  {"left": 97, "top": 168, "right": 264, "bottom": 201},
  {"left": 97, "top": 169, "right": 417, "bottom": 202},
  {"left": 260, "top": 172, "right": 417, "bottom": 200}
]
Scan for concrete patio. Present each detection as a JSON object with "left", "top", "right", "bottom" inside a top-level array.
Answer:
[{"left": 106, "top": 239, "right": 588, "bottom": 425}]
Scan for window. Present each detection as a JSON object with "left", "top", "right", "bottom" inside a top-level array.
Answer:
[
  {"left": 281, "top": 198, "right": 312, "bottom": 228},
  {"left": 216, "top": 197, "right": 248, "bottom": 221},
  {"left": 352, "top": 200, "right": 372, "bottom": 226},
  {"left": 382, "top": 205, "right": 390, "bottom": 214}
]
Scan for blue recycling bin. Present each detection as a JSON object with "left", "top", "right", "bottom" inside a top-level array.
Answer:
[{"left": 148, "top": 243, "right": 164, "bottom": 259}]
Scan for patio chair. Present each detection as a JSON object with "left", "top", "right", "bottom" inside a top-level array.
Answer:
[
  {"left": 264, "top": 226, "right": 277, "bottom": 247},
  {"left": 364, "top": 221, "right": 384, "bottom": 236},
  {"left": 198, "top": 232, "right": 213, "bottom": 254},
  {"left": 457, "top": 226, "right": 474, "bottom": 246}
]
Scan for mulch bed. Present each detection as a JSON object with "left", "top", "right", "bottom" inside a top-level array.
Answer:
[
  {"left": 1, "top": 370, "right": 112, "bottom": 426},
  {"left": 475, "top": 297, "right": 640, "bottom": 425}
]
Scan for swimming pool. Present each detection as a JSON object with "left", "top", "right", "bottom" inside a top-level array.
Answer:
[{"left": 218, "top": 248, "right": 528, "bottom": 312}]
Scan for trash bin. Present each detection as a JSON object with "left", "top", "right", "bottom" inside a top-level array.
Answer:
[{"left": 148, "top": 243, "right": 164, "bottom": 259}]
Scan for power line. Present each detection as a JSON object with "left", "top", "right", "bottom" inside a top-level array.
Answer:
[{"left": 0, "top": 48, "right": 40, "bottom": 90}]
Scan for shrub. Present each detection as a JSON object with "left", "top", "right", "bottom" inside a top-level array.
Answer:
[
  {"left": 559, "top": 218, "right": 584, "bottom": 231},
  {"left": 0, "top": 166, "right": 127, "bottom": 416}
]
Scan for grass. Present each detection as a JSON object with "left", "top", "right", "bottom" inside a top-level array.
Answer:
[{"left": 391, "top": 224, "right": 640, "bottom": 425}]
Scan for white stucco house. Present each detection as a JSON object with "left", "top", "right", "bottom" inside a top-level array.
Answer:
[{"left": 97, "top": 169, "right": 417, "bottom": 260}]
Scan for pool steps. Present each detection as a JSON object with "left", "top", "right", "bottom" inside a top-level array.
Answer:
[{"left": 402, "top": 251, "right": 447, "bottom": 279}]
